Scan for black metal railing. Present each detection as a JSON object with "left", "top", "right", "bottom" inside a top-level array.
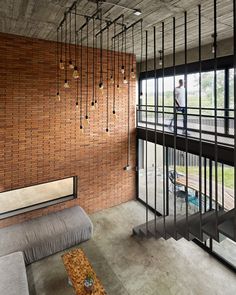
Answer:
[{"left": 136, "top": 105, "right": 235, "bottom": 145}]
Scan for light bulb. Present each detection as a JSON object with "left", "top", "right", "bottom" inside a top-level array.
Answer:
[
  {"left": 123, "top": 76, "right": 128, "bottom": 84},
  {"left": 131, "top": 69, "right": 135, "bottom": 79},
  {"left": 112, "top": 110, "right": 117, "bottom": 121},
  {"left": 73, "top": 66, "right": 79, "bottom": 79},
  {"left": 121, "top": 65, "right": 125, "bottom": 75},
  {"left": 59, "top": 59, "right": 64, "bottom": 70},
  {"left": 110, "top": 75, "right": 114, "bottom": 84},
  {"left": 64, "top": 79, "right": 70, "bottom": 88},
  {"left": 117, "top": 84, "right": 121, "bottom": 93},
  {"left": 212, "top": 44, "right": 215, "bottom": 54},
  {"left": 99, "top": 82, "right": 104, "bottom": 90},
  {"left": 91, "top": 101, "right": 95, "bottom": 110},
  {"left": 159, "top": 58, "right": 162, "bottom": 66},
  {"left": 84, "top": 116, "right": 89, "bottom": 127},
  {"left": 80, "top": 125, "right": 84, "bottom": 133},
  {"left": 69, "top": 60, "right": 74, "bottom": 69},
  {"left": 76, "top": 102, "right": 79, "bottom": 109},
  {"left": 57, "top": 92, "right": 61, "bottom": 101}
]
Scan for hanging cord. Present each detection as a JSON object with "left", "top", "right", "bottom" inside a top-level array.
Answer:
[
  {"left": 140, "top": 20, "right": 143, "bottom": 99},
  {"left": 117, "top": 34, "right": 120, "bottom": 89},
  {"left": 127, "top": 40, "right": 131, "bottom": 168},
  {"left": 92, "top": 17, "right": 95, "bottom": 106},
  {"left": 100, "top": 9, "right": 103, "bottom": 85},
  {"left": 74, "top": 4, "right": 77, "bottom": 68},
  {"left": 69, "top": 12, "right": 72, "bottom": 66},
  {"left": 64, "top": 14, "right": 68, "bottom": 84},
  {"left": 106, "top": 25, "right": 109, "bottom": 132},
  {"left": 121, "top": 17, "right": 124, "bottom": 72},
  {"left": 124, "top": 27, "right": 127, "bottom": 82},
  {"left": 113, "top": 22, "right": 116, "bottom": 114},
  {"left": 80, "top": 28, "right": 83, "bottom": 129},
  {"left": 60, "top": 25, "right": 63, "bottom": 64},
  {"left": 56, "top": 28, "right": 59, "bottom": 98},
  {"left": 86, "top": 19, "right": 89, "bottom": 120},
  {"left": 95, "top": 35, "right": 98, "bottom": 105},
  {"left": 131, "top": 25, "right": 134, "bottom": 74},
  {"left": 110, "top": 24, "right": 114, "bottom": 80}
]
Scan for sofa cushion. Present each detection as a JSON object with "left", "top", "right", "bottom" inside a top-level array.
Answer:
[
  {"left": 0, "top": 206, "right": 93, "bottom": 264},
  {"left": 0, "top": 252, "right": 29, "bottom": 295}
]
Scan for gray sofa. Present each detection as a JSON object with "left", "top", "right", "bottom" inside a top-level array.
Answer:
[
  {"left": 0, "top": 206, "right": 93, "bottom": 295},
  {"left": 0, "top": 252, "right": 29, "bottom": 295}
]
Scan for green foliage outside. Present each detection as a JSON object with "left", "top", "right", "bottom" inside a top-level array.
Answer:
[{"left": 175, "top": 166, "right": 234, "bottom": 190}]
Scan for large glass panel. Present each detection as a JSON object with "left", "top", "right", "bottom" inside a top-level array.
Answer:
[
  {"left": 212, "top": 164, "right": 236, "bottom": 268},
  {"left": 0, "top": 177, "right": 75, "bottom": 219},
  {"left": 138, "top": 139, "right": 166, "bottom": 215},
  {"left": 140, "top": 79, "right": 155, "bottom": 124}
]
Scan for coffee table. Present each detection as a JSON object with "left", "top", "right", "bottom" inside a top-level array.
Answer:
[{"left": 62, "top": 248, "right": 107, "bottom": 295}]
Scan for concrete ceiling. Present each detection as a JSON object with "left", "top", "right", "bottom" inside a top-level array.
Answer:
[{"left": 0, "top": 0, "right": 234, "bottom": 60}]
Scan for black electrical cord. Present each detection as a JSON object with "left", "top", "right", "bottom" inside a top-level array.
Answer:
[
  {"left": 86, "top": 19, "right": 89, "bottom": 120},
  {"left": 80, "top": 28, "right": 83, "bottom": 129}
]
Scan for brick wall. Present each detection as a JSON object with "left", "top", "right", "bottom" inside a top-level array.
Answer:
[{"left": 0, "top": 33, "right": 136, "bottom": 227}]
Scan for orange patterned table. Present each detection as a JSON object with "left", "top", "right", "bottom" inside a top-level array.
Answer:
[{"left": 62, "top": 249, "right": 107, "bottom": 295}]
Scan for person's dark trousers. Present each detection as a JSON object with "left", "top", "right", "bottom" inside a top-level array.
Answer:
[
  {"left": 179, "top": 107, "right": 187, "bottom": 131},
  {"left": 169, "top": 107, "right": 187, "bottom": 131}
]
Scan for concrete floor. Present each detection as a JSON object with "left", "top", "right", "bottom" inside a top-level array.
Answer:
[{"left": 27, "top": 201, "right": 236, "bottom": 295}]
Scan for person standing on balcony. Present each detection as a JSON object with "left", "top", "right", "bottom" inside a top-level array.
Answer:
[{"left": 168, "top": 79, "right": 188, "bottom": 135}]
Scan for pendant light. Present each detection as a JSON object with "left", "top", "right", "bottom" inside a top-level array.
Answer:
[
  {"left": 123, "top": 29, "right": 128, "bottom": 84},
  {"left": 94, "top": 35, "right": 98, "bottom": 108},
  {"left": 73, "top": 4, "right": 79, "bottom": 79},
  {"left": 68, "top": 12, "right": 74, "bottom": 69},
  {"left": 99, "top": 9, "right": 104, "bottom": 91},
  {"left": 91, "top": 17, "right": 95, "bottom": 110},
  {"left": 113, "top": 26, "right": 116, "bottom": 115},
  {"left": 110, "top": 36, "right": 115, "bottom": 84},
  {"left": 121, "top": 18, "right": 125, "bottom": 75},
  {"left": 106, "top": 24, "right": 109, "bottom": 133},
  {"left": 85, "top": 19, "right": 89, "bottom": 125},
  {"left": 158, "top": 50, "right": 163, "bottom": 66},
  {"left": 64, "top": 14, "right": 70, "bottom": 88},
  {"left": 131, "top": 26, "right": 135, "bottom": 79},
  {"left": 117, "top": 35, "right": 120, "bottom": 93},
  {"left": 80, "top": 28, "right": 83, "bottom": 131},
  {"left": 139, "top": 20, "right": 143, "bottom": 99},
  {"left": 56, "top": 28, "right": 61, "bottom": 101},
  {"left": 211, "top": 33, "right": 217, "bottom": 54},
  {"left": 59, "top": 25, "right": 64, "bottom": 70}
]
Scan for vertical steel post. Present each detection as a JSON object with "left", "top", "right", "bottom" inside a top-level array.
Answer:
[
  {"left": 154, "top": 26, "right": 157, "bottom": 233},
  {"left": 162, "top": 22, "right": 166, "bottom": 237},
  {"left": 199, "top": 4, "right": 203, "bottom": 238},
  {"left": 145, "top": 30, "right": 149, "bottom": 233},
  {"left": 173, "top": 17, "right": 177, "bottom": 238},
  {"left": 184, "top": 11, "right": 189, "bottom": 237},
  {"left": 213, "top": 0, "right": 218, "bottom": 237},
  {"left": 233, "top": 0, "right": 236, "bottom": 240}
]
